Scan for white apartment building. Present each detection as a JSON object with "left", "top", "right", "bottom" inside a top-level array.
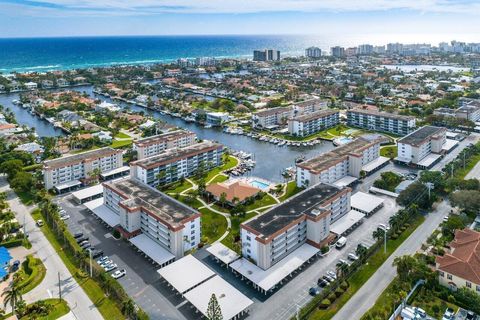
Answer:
[
  {"left": 241, "top": 183, "right": 351, "bottom": 270},
  {"left": 103, "top": 178, "right": 201, "bottom": 258},
  {"left": 288, "top": 109, "right": 339, "bottom": 137},
  {"left": 252, "top": 107, "right": 291, "bottom": 129},
  {"left": 305, "top": 47, "right": 322, "bottom": 58},
  {"left": 130, "top": 141, "right": 224, "bottom": 187},
  {"left": 396, "top": 126, "right": 447, "bottom": 169},
  {"left": 133, "top": 130, "right": 197, "bottom": 159},
  {"left": 434, "top": 98, "right": 480, "bottom": 122},
  {"left": 43, "top": 147, "right": 123, "bottom": 192},
  {"left": 347, "top": 109, "right": 416, "bottom": 136},
  {"left": 297, "top": 138, "right": 385, "bottom": 188}
]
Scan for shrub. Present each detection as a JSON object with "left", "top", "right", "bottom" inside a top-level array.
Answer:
[
  {"left": 320, "top": 246, "right": 330, "bottom": 254},
  {"left": 432, "top": 304, "right": 440, "bottom": 314},
  {"left": 319, "top": 299, "right": 331, "bottom": 309},
  {"left": 327, "top": 292, "right": 336, "bottom": 302},
  {"left": 112, "top": 229, "right": 121, "bottom": 239},
  {"left": 340, "top": 281, "right": 349, "bottom": 290},
  {"left": 335, "top": 287, "right": 345, "bottom": 297}
]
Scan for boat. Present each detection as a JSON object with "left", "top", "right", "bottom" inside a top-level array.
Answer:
[
  {"left": 12, "top": 99, "right": 20, "bottom": 105},
  {"left": 204, "top": 124, "right": 213, "bottom": 129}
]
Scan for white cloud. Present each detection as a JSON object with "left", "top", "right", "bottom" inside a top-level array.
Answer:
[{"left": 4, "top": 0, "right": 480, "bottom": 15}]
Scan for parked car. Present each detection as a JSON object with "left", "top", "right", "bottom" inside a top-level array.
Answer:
[
  {"left": 378, "top": 223, "right": 390, "bottom": 231},
  {"left": 97, "top": 256, "right": 109, "bottom": 264},
  {"left": 60, "top": 215, "right": 70, "bottom": 220},
  {"left": 308, "top": 287, "right": 319, "bottom": 296},
  {"left": 442, "top": 308, "right": 454, "bottom": 320},
  {"left": 414, "top": 307, "right": 426, "bottom": 318},
  {"left": 348, "top": 253, "right": 359, "bottom": 261},
  {"left": 80, "top": 242, "right": 91, "bottom": 249},
  {"left": 111, "top": 269, "right": 126, "bottom": 279},
  {"left": 36, "top": 220, "right": 44, "bottom": 227},
  {"left": 73, "top": 232, "right": 83, "bottom": 239},
  {"left": 327, "top": 271, "right": 337, "bottom": 280},
  {"left": 317, "top": 279, "right": 329, "bottom": 287},
  {"left": 91, "top": 250, "right": 104, "bottom": 259},
  {"left": 11, "top": 260, "right": 21, "bottom": 272},
  {"left": 335, "top": 236, "right": 347, "bottom": 249},
  {"left": 443, "top": 216, "right": 449, "bottom": 223},
  {"left": 76, "top": 236, "right": 89, "bottom": 243},
  {"left": 99, "top": 259, "right": 113, "bottom": 267},
  {"left": 104, "top": 263, "right": 117, "bottom": 272},
  {"left": 323, "top": 275, "right": 334, "bottom": 283}
]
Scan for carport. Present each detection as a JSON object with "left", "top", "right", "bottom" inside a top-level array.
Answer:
[
  {"left": 54, "top": 180, "right": 82, "bottom": 194},
  {"left": 330, "top": 210, "right": 365, "bottom": 236},
  {"left": 184, "top": 275, "right": 253, "bottom": 320},
  {"left": 129, "top": 234, "right": 175, "bottom": 267},
  {"left": 84, "top": 198, "right": 119, "bottom": 228},
  {"left": 206, "top": 242, "right": 240, "bottom": 267},
  {"left": 351, "top": 192, "right": 384, "bottom": 216},
  {"left": 100, "top": 166, "right": 130, "bottom": 181},
  {"left": 72, "top": 184, "right": 104, "bottom": 204},
  {"left": 157, "top": 255, "right": 215, "bottom": 294}
]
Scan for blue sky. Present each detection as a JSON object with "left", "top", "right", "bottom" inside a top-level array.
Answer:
[{"left": 0, "top": 0, "right": 479, "bottom": 40}]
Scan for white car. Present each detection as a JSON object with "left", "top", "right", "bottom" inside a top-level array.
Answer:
[
  {"left": 327, "top": 271, "right": 337, "bottom": 279},
  {"left": 378, "top": 223, "right": 390, "bottom": 231},
  {"left": 96, "top": 256, "right": 109, "bottom": 264},
  {"left": 111, "top": 269, "right": 126, "bottom": 279},
  {"left": 60, "top": 215, "right": 70, "bottom": 220},
  {"left": 104, "top": 263, "right": 117, "bottom": 272},
  {"left": 348, "top": 253, "right": 359, "bottom": 261},
  {"left": 100, "top": 259, "right": 113, "bottom": 267}
]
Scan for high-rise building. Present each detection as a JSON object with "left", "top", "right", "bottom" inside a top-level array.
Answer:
[
  {"left": 305, "top": 47, "right": 322, "bottom": 58},
  {"left": 331, "top": 46, "right": 345, "bottom": 58},
  {"left": 253, "top": 49, "right": 280, "bottom": 61},
  {"left": 387, "top": 43, "right": 403, "bottom": 54},
  {"left": 358, "top": 44, "right": 374, "bottom": 55}
]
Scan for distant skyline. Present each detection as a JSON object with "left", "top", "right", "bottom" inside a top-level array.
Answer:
[{"left": 0, "top": 0, "right": 480, "bottom": 40}]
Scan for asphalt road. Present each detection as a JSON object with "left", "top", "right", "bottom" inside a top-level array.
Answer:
[
  {"left": 332, "top": 201, "right": 451, "bottom": 320},
  {"left": 0, "top": 177, "right": 103, "bottom": 320}
]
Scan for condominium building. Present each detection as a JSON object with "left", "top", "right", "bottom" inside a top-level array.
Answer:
[
  {"left": 252, "top": 107, "right": 291, "bottom": 129},
  {"left": 133, "top": 130, "right": 197, "bottom": 159},
  {"left": 103, "top": 178, "right": 201, "bottom": 258},
  {"left": 434, "top": 98, "right": 480, "bottom": 122},
  {"left": 347, "top": 109, "right": 416, "bottom": 136},
  {"left": 130, "top": 141, "right": 224, "bottom": 187},
  {"left": 331, "top": 46, "right": 345, "bottom": 58},
  {"left": 291, "top": 99, "right": 329, "bottom": 116},
  {"left": 253, "top": 49, "right": 281, "bottom": 61},
  {"left": 288, "top": 109, "right": 340, "bottom": 137},
  {"left": 305, "top": 47, "right": 322, "bottom": 58},
  {"left": 296, "top": 137, "right": 386, "bottom": 187},
  {"left": 241, "top": 183, "right": 351, "bottom": 270},
  {"left": 395, "top": 126, "right": 447, "bottom": 168},
  {"left": 43, "top": 147, "right": 123, "bottom": 191}
]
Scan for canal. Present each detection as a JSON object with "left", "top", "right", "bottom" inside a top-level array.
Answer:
[{"left": 0, "top": 87, "right": 335, "bottom": 182}]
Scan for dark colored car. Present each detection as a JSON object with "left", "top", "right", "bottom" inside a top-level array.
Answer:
[
  {"left": 73, "top": 232, "right": 83, "bottom": 239},
  {"left": 309, "top": 287, "right": 319, "bottom": 296},
  {"left": 317, "top": 279, "right": 329, "bottom": 287},
  {"left": 76, "top": 236, "right": 89, "bottom": 243},
  {"left": 11, "top": 260, "right": 21, "bottom": 272},
  {"left": 92, "top": 250, "right": 104, "bottom": 259}
]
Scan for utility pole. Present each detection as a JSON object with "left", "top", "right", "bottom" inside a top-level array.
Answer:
[
  {"left": 89, "top": 249, "right": 93, "bottom": 277},
  {"left": 384, "top": 228, "right": 387, "bottom": 254},
  {"left": 58, "top": 272, "right": 62, "bottom": 300}
]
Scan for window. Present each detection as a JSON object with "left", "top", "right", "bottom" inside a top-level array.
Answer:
[
  {"left": 191, "top": 224, "right": 194, "bottom": 229},
  {"left": 467, "top": 281, "right": 472, "bottom": 288},
  {"left": 246, "top": 235, "right": 251, "bottom": 241},
  {"left": 191, "top": 236, "right": 195, "bottom": 241},
  {"left": 439, "top": 271, "right": 444, "bottom": 277},
  {"left": 191, "top": 230, "right": 195, "bottom": 235},
  {"left": 447, "top": 274, "right": 452, "bottom": 280}
]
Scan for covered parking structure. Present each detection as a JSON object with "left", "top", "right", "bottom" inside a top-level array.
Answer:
[
  {"left": 362, "top": 156, "right": 390, "bottom": 175},
  {"left": 184, "top": 275, "right": 253, "bottom": 320},
  {"left": 206, "top": 242, "right": 240, "bottom": 267},
  {"left": 230, "top": 243, "right": 319, "bottom": 294},
  {"left": 83, "top": 198, "right": 119, "bottom": 228},
  {"left": 100, "top": 166, "right": 130, "bottom": 181},
  {"left": 157, "top": 255, "right": 215, "bottom": 294},
  {"left": 351, "top": 192, "right": 384, "bottom": 216},
  {"left": 129, "top": 234, "right": 175, "bottom": 268},
  {"left": 54, "top": 180, "right": 82, "bottom": 194},
  {"left": 330, "top": 210, "right": 366, "bottom": 236},
  {"left": 72, "top": 184, "right": 104, "bottom": 204}
]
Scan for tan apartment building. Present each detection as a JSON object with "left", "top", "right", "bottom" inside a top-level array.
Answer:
[
  {"left": 133, "top": 130, "right": 197, "bottom": 159},
  {"left": 288, "top": 109, "right": 339, "bottom": 137}
]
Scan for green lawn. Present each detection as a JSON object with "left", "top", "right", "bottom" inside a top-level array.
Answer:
[
  {"left": 110, "top": 139, "right": 133, "bottom": 148},
  {"left": 20, "top": 299, "right": 70, "bottom": 320},
  {"left": 161, "top": 179, "right": 193, "bottom": 194},
  {"left": 221, "top": 212, "right": 258, "bottom": 252},
  {"left": 380, "top": 145, "right": 398, "bottom": 159},
  {"left": 209, "top": 174, "right": 229, "bottom": 184},
  {"left": 30, "top": 210, "right": 124, "bottom": 320},
  {"left": 200, "top": 208, "right": 228, "bottom": 244},
  {"left": 279, "top": 181, "right": 304, "bottom": 202},
  {"left": 245, "top": 193, "right": 277, "bottom": 211},
  {"left": 195, "top": 155, "right": 239, "bottom": 184},
  {"left": 16, "top": 191, "right": 36, "bottom": 206},
  {"left": 114, "top": 132, "right": 132, "bottom": 139},
  {"left": 17, "top": 254, "right": 47, "bottom": 294},
  {"left": 176, "top": 195, "right": 203, "bottom": 209},
  {"left": 308, "top": 215, "right": 425, "bottom": 320},
  {"left": 457, "top": 153, "right": 480, "bottom": 179}
]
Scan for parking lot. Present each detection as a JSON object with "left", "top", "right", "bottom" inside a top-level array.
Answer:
[{"left": 54, "top": 190, "right": 400, "bottom": 320}]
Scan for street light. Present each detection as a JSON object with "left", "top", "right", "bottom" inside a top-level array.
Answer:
[{"left": 89, "top": 249, "right": 93, "bottom": 277}]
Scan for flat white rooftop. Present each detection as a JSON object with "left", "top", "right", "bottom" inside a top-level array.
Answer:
[
  {"left": 72, "top": 184, "right": 103, "bottom": 202},
  {"left": 230, "top": 243, "right": 319, "bottom": 292},
  {"left": 158, "top": 255, "right": 215, "bottom": 294},
  {"left": 55, "top": 179, "right": 81, "bottom": 191},
  {"left": 417, "top": 153, "right": 442, "bottom": 168},
  {"left": 129, "top": 234, "right": 175, "bottom": 266},
  {"left": 100, "top": 165, "right": 130, "bottom": 178},
  {"left": 442, "top": 139, "right": 459, "bottom": 152},
  {"left": 330, "top": 210, "right": 365, "bottom": 235},
  {"left": 362, "top": 156, "right": 390, "bottom": 173},
  {"left": 84, "top": 198, "right": 119, "bottom": 228},
  {"left": 351, "top": 192, "right": 384, "bottom": 214},
  {"left": 184, "top": 275, "right": 253, "bottom": 320},
  {"left": 333, "top": 175, "right": 358, "bottom": 188},
  {"left": 206, "top": 242, "right": 240, "bottom": 265}
]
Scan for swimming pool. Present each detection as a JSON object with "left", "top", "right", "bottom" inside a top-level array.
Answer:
[{"left": 250, "top": 180, "right": 270, "bottom": 190}]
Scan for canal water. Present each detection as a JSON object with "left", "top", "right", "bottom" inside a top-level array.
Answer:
[{"left": 0, "top": 87, "right": 334, "bottom": 182}]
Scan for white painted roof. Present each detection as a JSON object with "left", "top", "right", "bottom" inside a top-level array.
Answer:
[
  {"left": 72, "top": 184, "right": 103, "bottom": 201},
  {"left": 330, "top": 209, "right": 365, "bottom": 235},
  {"left": 83, "top": 198, "right": 119, "bottom": 228},
  {"left": 184, "top": 276, "right": 253, "bottom": 320},
  {"left": 351, "top": 192, "right": 384, "bottom": 214},
  {"left": 130, "top": 234, "right": 175, "bottom": 266},
  {"left": 362, "top": 156, "right": 390, "bottom": 173},
  {"left": 206, "top": 243, "right": 240, "bottom": 265},
  {"left": 157, "top": 255, "right": 215, "bottom": 294}
]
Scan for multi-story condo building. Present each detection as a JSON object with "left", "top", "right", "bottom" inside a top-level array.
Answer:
[
  {"left": 291, "top": 99, "right": 329, "bottom": 116},
  {"left": 434, "top": 99, "right": 480, "bottom": 122},
  {"left": 296, "top": 137, "right": 383, "bottom": 187},
  {"left": 331, "top": 46, "right": 345, "bottom": 58},
  {"left": 347, "top": 109, "right": 416, "bottom": 136},
  {"left": 241, "top": 183, "right": 351, "bottom": 270},
  {"left": 305, "top": 47, "right": 322, "bottom": 58},
  {"left": 253, "top": 49, "right": 280, "bottom": 61},
  {"left": 252, "top": 107, "right": 291, "bottom": 129},
  {"left": 133, "top": 130, "right": 197, "bottom": 160},
  {"left": 103, "top": 178, "right": 201, "bottom": 258},
  {"left": 358, "top": 44, "right": 374, "bottom": 55},
  {"left": 288, "top": 109, "right": 340, "bottom": 137},
  {"left": 43, "top": 147, "right": 123, "bottom": 191},
  {"left": 130, "top": 141, "right": 224, "bottom": 187},
  {"left": 396, "top": 126, "right": 447, "bottom": 168}
]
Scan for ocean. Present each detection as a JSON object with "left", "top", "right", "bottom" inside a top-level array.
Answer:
[{"left": 0, "top": 35, "right": 315, "bottom": 73}]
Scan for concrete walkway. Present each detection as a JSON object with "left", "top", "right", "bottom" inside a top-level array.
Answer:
[{"left": 0, "top": 177, "right": 103, "bottom": 320}]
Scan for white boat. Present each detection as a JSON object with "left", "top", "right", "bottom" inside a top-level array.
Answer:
[{"left": 204, "top": 124, "right": 213, "bottom": 129}]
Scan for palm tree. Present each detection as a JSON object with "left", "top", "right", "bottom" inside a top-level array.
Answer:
[
  {"left": 2, "top": 282, "right": 22, "bottom": 314},
  {"left": 219, "top": 192, "right": 228, "bottom": 208},
  {"left": 355, "top": 244, "right": 367, "bottom": 259},
  {"left": 122, "top": 299, "right": 136, "bottom": 319},
  {"left": 336, "top": 261, "right": 349, "bottom": 279},
  {"left": 388, "top": 214, "right": 401, "bottom": 233},
  {"left": 393, "top": 256, "right": 417, "bottom": 282},
  {"left": 372, "top": 229, "right": 385, "bottom": 242}
]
